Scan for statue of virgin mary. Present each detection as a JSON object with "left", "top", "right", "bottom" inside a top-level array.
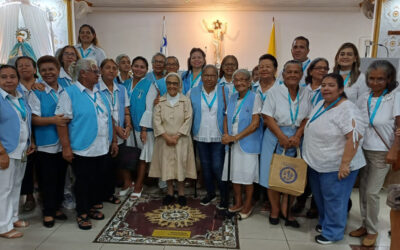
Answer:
[{"left": 8, "top": 27, "right": 37, "bottom": 63}]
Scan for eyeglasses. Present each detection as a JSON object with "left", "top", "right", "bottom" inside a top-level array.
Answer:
[
  {"left": 63, "top": 52, "right": 76, "bottom": 57},
  {"left": 313, "top": 66, "right": 329, "bottom": 71},
  {"left": 367, "top": 77, "right": 387, "bottom": 84},
  {"left": 203, "top": 74, "right": 218, "bottom": 78},
  {"left": 166, "top": 63, "right": 177, "bottom": 67},
  {"left": 154, "top": 60, "right": 165, "bottom": 65},
  {"left": 87, "top": 69, "right": 100, "bottom": 75}
]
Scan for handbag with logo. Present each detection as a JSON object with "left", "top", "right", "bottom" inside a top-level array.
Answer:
[{"left": 268, "top": 147, "right": 308, "bottom": 196}]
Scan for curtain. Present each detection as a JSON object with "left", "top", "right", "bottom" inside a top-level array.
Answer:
[
  {"left": 0, "top": 4, "right": 19, "bottom": 64},
  {"left": 20, "top": 3, "right": 53, "bottom": 58}
]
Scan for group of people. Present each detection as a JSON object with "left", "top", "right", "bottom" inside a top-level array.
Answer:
[{"left": 0, "top": 24, "right": 399, "bottom": 248}]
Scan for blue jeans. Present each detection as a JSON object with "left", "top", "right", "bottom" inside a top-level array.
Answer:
[
  {"left": 196, "top": 142, "right": 227, "bottom": 203},
  {"left": 308, "top": 167, "right": 358, "bottom": 241}
]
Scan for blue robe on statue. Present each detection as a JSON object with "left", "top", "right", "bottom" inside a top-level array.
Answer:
[{"left": 8, "top": 41, "right": 37, "bottom": 62}]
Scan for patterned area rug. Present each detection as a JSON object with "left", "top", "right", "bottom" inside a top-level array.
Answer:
[{"left": 94, "top": 194, "right": 240, "bottom": 248}]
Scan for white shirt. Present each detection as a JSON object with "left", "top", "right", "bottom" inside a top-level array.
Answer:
[
  {"left": 0, "top": 88, "right": 29, "bottom": 160},
  {"left": 303, "top": 100, "right": 367, "bottom": 173},
  {"left": 98, "top": 79, "right": 130, "bottom": 145},
  {"left": 18, "top": 83, "right": 31, "bottom": 99},
  {"left": 262, "top": 83, "right": 311, "bottom": 127},
  {"left": 75, "top": 43, "right": 106, "bottom": 67},
  {"left": 304, "top": 84, "right": 322, "bottom": 108},
  {"left": 344, "top": 73, "right": 369, "bottom": 104},
  {"left": 193, "top": 86, "right": 221, "bottom": 142},
  {"left": 357, "top": 88, "right": 399, "bottom": 151},
  {"left": 232, "top": 94, "right": 262, "bottom": 135},
  {"left": 219, "top": 76, "right": 235, "bottom": 97},
  {"left": 55, "top": 81, "right": 110, "bottom": 157},
  {"left": 28, "top": 81, "right": 63, "bottom": 153},
  {"left": 167, "top": 93, "right": 180, "bottom": 106},
  {"left": 253, "top": 81, "right": 272, "bottom": 104},
  {"left": 59, "top": 67, "right": 72, "bottom": 81},
  {"left": 139, "top": 83, "right": 158, "bottom": 129}
]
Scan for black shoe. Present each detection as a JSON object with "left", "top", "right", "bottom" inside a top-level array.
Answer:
[
  {"left": 216, "top": 201, "right": 228, "bottom": 210},
  {"left": 200, "top": 194, "right": 216, "bottom": 206},
  {"left": 163, "top": 195, "right": 175, "bottom": 205},
  {"left": 315, "top": 235, "right": 333, "bottom": 245},
  {"left": 315, "top": 224, "right": 322, "bottom": 233},
  {"left": 43, "top": 219, "right": 55, "bottom": 228},
  {"left": 285, "top": 219, "right": 300, "bottom": 228},
  {"left": 177, "top": 196, "right": 187, "bottom": 206},
  {"left": 269, "top": 216, "right": 280, "bottom": 225}
]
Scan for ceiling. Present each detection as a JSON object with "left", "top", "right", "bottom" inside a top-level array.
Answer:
[{"left": 89, "top": 0, "right": 363, "bottom": 11}]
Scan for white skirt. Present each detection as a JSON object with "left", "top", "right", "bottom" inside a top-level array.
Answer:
[
  {"left": 126, "top": 130, "right": 154, "bottom": 163},
  {"left": 222, "top": 142, "right": 259, "bottom": 185}
]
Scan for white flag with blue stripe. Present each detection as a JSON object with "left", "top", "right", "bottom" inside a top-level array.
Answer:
[{"left": 160, "top": 16, "right": 168, "bottom": 56}]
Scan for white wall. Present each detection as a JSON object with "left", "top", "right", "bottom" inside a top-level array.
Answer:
[{"left": 76, "top": 10, "right": 372, "bottom": 71}]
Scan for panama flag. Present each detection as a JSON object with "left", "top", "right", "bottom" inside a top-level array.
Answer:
[{"left": 160, "top": 16, "right": 168, "bottom": 56}]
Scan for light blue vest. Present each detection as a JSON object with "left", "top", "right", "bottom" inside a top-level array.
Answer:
[
  {"left": 65, "top": 84, "right": 113, "bottom": 151},
  {"left": 182, "top": 71, "right": 203, "bottom": 95},
  {"left": 226, "top": 91, "right": 262, "bottom": 154},
  {"left": 58, "top": 77, "right": 72, "bottom": 88},
  {"left": 96, "top": 83, "right": 126, "bottom": 127},
  {"left": 114, "top": 76, "right": 131, "bottom": 86},
  {"left": 155, "top": 77, "right": 167, "bottom": 96},
  {"left": 190, "top": 85, "right": 228, "bottom": 137},
  {"left": 123, "top": 78, "right": 152, "bottom": 132},
  {"left": 0, "top": 90, "right": 32, "bottom": 153},
  {"left": 32, "top": 89, "right": 61, "bottom": 146}
]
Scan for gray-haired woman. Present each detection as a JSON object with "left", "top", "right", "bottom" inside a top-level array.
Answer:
[
  {"left": 149, "top": 72, "right": 196, "bottom": 207},
  {"left": 56, "top": 59, "right": 118, "bottom": 230}
]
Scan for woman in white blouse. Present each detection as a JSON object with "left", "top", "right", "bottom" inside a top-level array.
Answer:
[
  {"left": 75, "top": 24, "right": 106, "bottom": 67},
  {"left": 218, "top": 55, "right": 238, "bottom": 96},
  {"left": 56, "top": 59, "right": 118, "bottom": 230},
  {"left": 221, "top": 69, "right": 263, "bottom": 219},
  {"left": 333, "top": 43, "right": 369, "bottom": 103},
  {"left": 350, "top": 60, "right": 399, "bottom": 247},
  {"left": 259, "top": 60, "right": 311, "bottom": 227},
  {"left": 303, "top": 73, "right": 366, "bottom": 245},
  {"left": 190, "top": 65, "right": 229, "bottom": 209}
]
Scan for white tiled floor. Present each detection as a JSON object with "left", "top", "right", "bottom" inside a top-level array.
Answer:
[{"left": 0, "top": 189, "right": 391, "bottom": 250}]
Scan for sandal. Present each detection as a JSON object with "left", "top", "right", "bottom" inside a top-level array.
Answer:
[
  {"left": 106, "top": 195, "right": 121, "bottom": 204},
  {"left": 88, "top": 209, "right": 104, "bottom": 220},
  {"left": 130, "top": 188, "right": 143, "bottom": 199},
  {"left": 0, "top": 229, "right": 23, "bottom": 239},
  {"left": 13, "top": 220, "right": 29, "bottom": 228},
  {"left": 76, "top": 215, "right": 92, "bottom": 230}
]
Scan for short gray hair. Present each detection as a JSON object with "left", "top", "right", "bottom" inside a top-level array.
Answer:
[
  {"left": 69, "top": 58, "right": 97, "bottom": 82},
  {"left": 283, "top": 60, "right": 302, "bottom": 72},
  {"left": 202, "top": 64, "right": 218, "bottom": 75},
  {"left": 166, "top": 56, "right": 179, "bottom": 66},
  {"left": 151, "top": 52, "right": 166, "bottom": 64},
  {"left": 232, "top": 68, "right": 251, "bottom": 81},
  {"left": 115, "top": 54, "right": 130, "bottom": 65}
]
